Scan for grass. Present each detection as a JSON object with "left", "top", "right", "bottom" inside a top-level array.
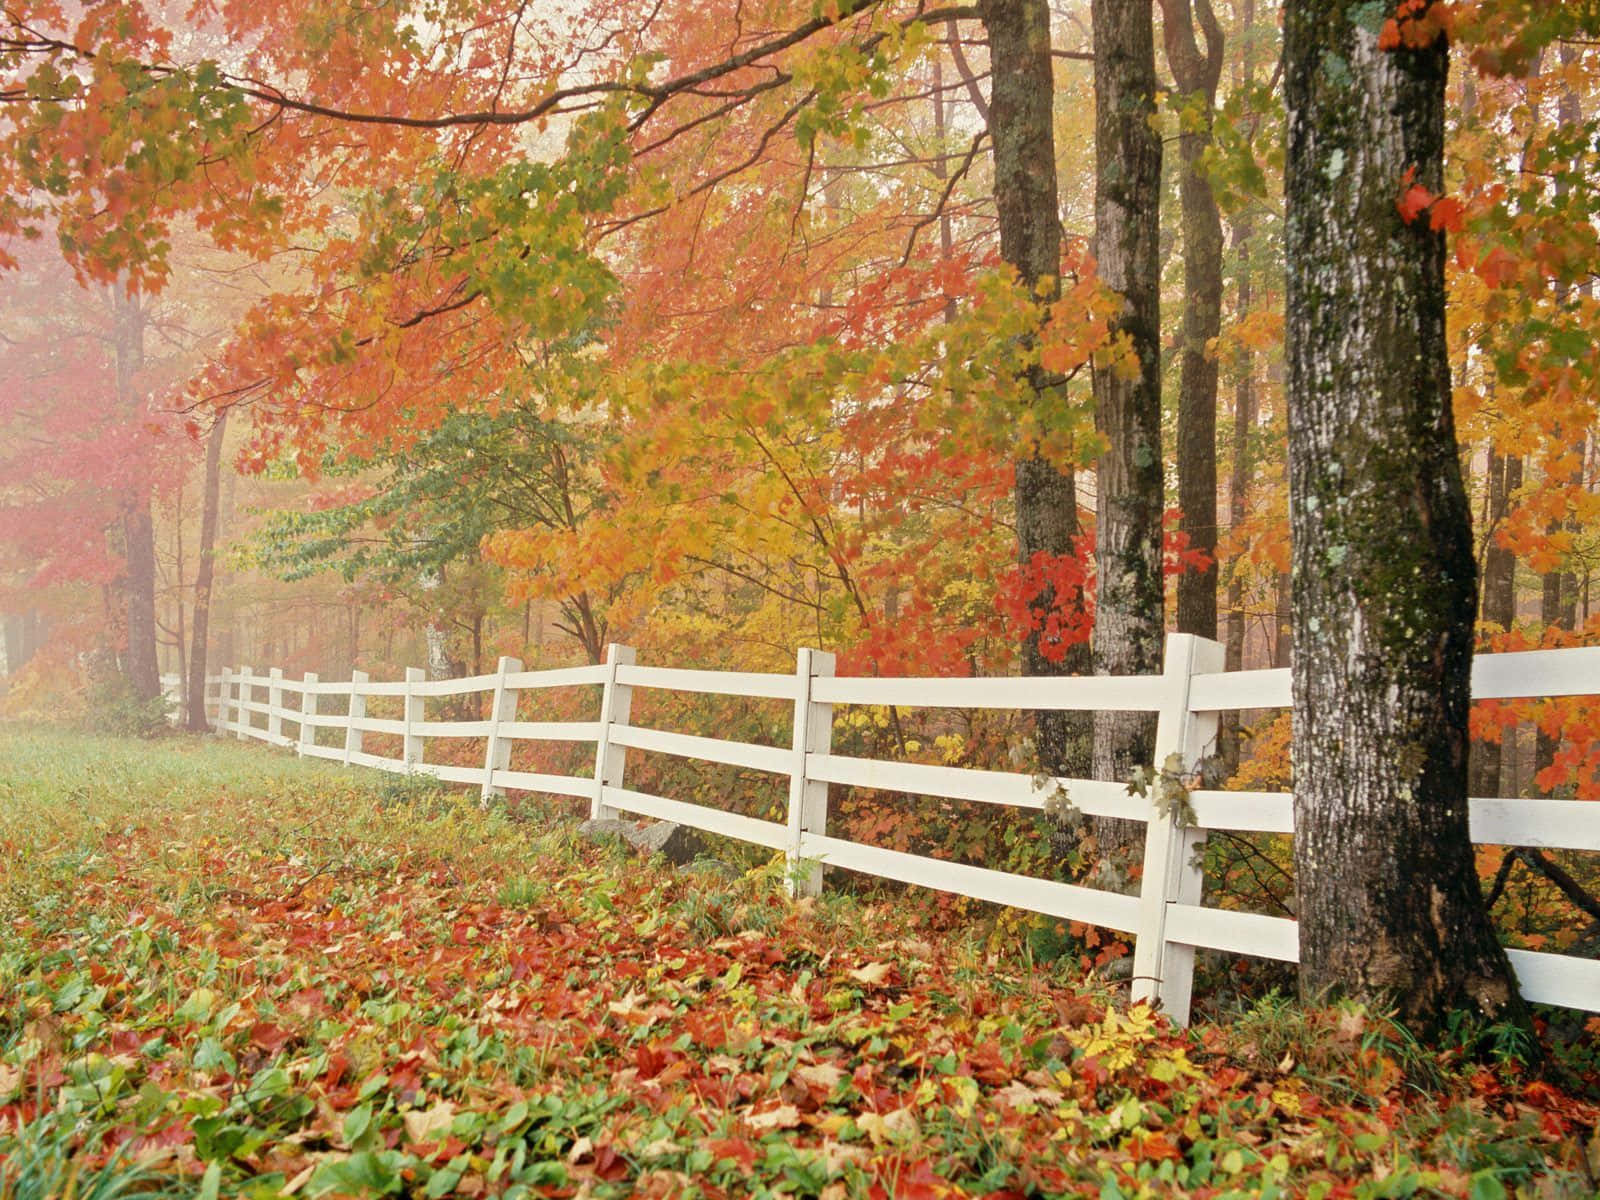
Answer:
[{"left": 1, "top": 724, "right": 1597, "bottom": 1198}]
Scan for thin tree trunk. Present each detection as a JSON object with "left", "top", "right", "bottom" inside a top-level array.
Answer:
[
  {"left": 1535, "top": 557, "right": 1563, "bottom": 788},
  {"left": 115, "top": 291, "right": 160, "bottom": 701},
  {"left": 1284, "top": 0, "right": 1527, "bottom": 1034},
  {"left": 186, "top": 409, "right": 228, "bottom": 731},
  {"left": 1472, "top": 445, "right": 1517, "bottom": 795},
  {"left": 1161, "top": 0, "right": 1224, "bottom": 642},
  {"left": 1090, "top": 0, "right": 1164, "bottom": 849},
  {"left": 979, "top": 0, "right": 1091, "bottom": 779},
  {"left": 1221, "top": 216, "right": 1254, "bottom": 772}
]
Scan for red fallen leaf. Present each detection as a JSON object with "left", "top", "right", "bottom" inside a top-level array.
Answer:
[
  {"left": 887, "top": 1157, "right": 949, "bottom": 1200},
  {"left": 250, "top": 1022, "right": 295, "bottom": 1054},
  {"left": 592, "top": 1144, "right": 631, "bottom": 1181},
  {"left": 704, "top": 1137, "right": 759, "bottom": 1170}
]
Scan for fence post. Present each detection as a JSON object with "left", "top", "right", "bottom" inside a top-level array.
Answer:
[
  {"left": 216, "top": 667, "right": 232, "bottom": 734},
  {"left": 267, "top": 667, "right": 284, "bottom": 744},
  {"left": 298, "top": 672, "right": 318, "bottom": 757},
  {"left": 590, "top": 644, "right": 635, "bottom": 820},
  {"left": 205, "top": 673, "right": 220, "bottom": 727},
  {"left": 786, "top": 647, "right": 836, "bottom": 898},
  {"left": 403, "top": 667, "right": 426, "bottom": 770},
  {"left": 234, "top": 665, "right": 252, "bottom": 740},
  {"left": 480, "top": 656, "right": 522, "bottom": 804},
  {"left": 343, "top": 670, "right": 368, "bottom": 767},
  {"left": 1130, "top": 632, "right": 1225, "bottom": 1025}
]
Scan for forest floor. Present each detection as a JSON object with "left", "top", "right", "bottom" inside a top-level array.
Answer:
[{"left": 2, "top": 726, "right": 1598, "bottom": 1200}]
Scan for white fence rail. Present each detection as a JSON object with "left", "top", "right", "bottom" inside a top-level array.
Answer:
[{"left": 198, "top": 635, "right": 1600, "bottom": 1023}]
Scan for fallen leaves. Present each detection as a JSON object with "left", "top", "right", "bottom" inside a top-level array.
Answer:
[{"left": 3, "top": 728, "right": 1597, "bottom": 1200}]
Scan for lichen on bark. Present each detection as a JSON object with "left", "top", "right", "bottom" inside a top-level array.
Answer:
[{"left": 1283, "top": 0, "right": 1529, "bottom": 1037}]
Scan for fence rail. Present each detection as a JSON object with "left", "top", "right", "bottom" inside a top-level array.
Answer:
[{"left": 186, "top": 635, "right": 1600, "bottom": 1024}]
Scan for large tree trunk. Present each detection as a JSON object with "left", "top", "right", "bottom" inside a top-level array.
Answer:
[
  {"left": 1090, "top": 0, "right": 1164, "bottom": 841},
  {"left": 186, "top": 408, "right": 228, "bottom": 731},
  {"left": 1161, "top": 0, "right": 1224, "bottom": 642},
  {"left": 979, "top": 0, "right": 1091, "bottom": 779},
  {"left": 114, "top": 291, "right": 160, "bottom": 702},
  {"left": 1284, "top": 0, "right": 1526, "bottom": 1033}
]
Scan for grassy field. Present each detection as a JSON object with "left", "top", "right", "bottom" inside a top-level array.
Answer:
[{"left": 1, "top": 725, "right": 1597, "bottom": 1199}]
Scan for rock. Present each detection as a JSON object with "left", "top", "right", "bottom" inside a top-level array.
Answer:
[
  {"left": 577, "top": 817, "right": 705, "bottom": 867},
  {"left": 629, "top": 820, "right": 705, "bottom": 866},
  {"left": 577, "top": 818, "right": 634, "bottom": 846}
]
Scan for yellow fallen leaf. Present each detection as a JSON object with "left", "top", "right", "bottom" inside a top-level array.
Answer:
[{"left": 857, "top": 1107, "right": 917, "bottom": 1146}]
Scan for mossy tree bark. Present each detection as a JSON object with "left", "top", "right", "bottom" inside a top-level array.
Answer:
[
  {"left": 1284, "top": 0, "right": 1528, "bottom": 1033},
  {"left": 1090, "top": 0, "right": 1164, "bottom": 845},
  {"left": 1160, "top": 0, "right": 1224, "bottom": 643},
  {"left": 980, "top": 0, "right": 1091, "bottom": 778}
]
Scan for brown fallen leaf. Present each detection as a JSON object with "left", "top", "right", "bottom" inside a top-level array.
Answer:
[
  {"left": 281, "top": 1163, "right": 317, "bottom": 1196},
  {"left": 794, "top": 1062, "right": 847, "bottom": 1092}
]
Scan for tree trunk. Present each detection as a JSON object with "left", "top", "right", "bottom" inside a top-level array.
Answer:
[
  {"left": 1535, "top": 555, "right": 1562, "bottom": 787},
  {"left": 1161, "top": 0, "right": 1224, "bottom": 643},
  {"left": 115, "top": 291, "right": 160, "bottom": 702},
  {"left": 1284, "top": 0, "right": 1527, "bottom": 1033},
  {"left": 1221, "top": 216, "right": 1254, "bottom": 772},
  {"left": 979, "top": 0, "right": 1091, "bottom": 779},
  {"left": 186, "top": 409, "right": 228, "bottom": 731},
  {"left": 1090, "top": 0, "right": 1164, "bottom": 842},
  {"left": 1472, "top": 445, "right": 1518, "bottom": 796}
]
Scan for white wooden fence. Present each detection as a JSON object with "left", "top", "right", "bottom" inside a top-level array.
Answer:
[{"left": 194, "top": 634, "right": 1600, "bottom": 1024}]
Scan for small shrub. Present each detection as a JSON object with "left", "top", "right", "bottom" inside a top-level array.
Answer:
[{"left": 83, "top": 675, "right": 173, "bottom": 740}]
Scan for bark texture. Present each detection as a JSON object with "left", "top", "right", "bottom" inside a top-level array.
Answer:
[
  {"left": 186, "top": 409, "right": 228, "bottom": 731},
  {"left": 980, "top": 0, "right": 1091, "bottom": 777},
  {"left": 1284, "top": 0, "right": 1527, "bottom": 1031},
  {"left": 1090, "top": 0, "right": 1164, "bottom": 821},
  {"left": 1160, "top": 0, "right": 1224, "bottom": 642}
]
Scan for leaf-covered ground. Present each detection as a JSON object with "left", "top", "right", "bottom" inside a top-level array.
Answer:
[{"left": 2, "top": 728, "right": 1597, "bottom": 1199}]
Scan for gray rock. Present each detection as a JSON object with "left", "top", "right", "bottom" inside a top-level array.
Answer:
[
  {"left": 630, "top": 820, "right": 706, "bottom": 866},
  {"left": 577, "top": 817, "right": 705, "bottom": 867}
]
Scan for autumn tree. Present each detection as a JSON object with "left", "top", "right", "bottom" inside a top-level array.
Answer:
[
  {"left": 1089, "top": 0, "right": 1164, "bottom": 834},
  {"left": 979, "top": 0, "right": 1091, "bottom": 776},
  {"left": 1283, "top": 0, "right": 1527, "bottom": 1030}
]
